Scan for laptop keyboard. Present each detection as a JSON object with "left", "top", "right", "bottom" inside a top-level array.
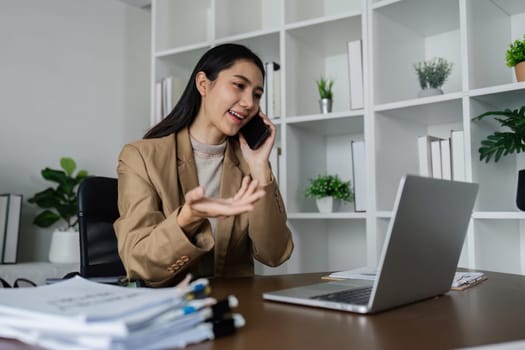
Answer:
[{"left": 311, "top": 286, "right": 372, "bottom": 305}]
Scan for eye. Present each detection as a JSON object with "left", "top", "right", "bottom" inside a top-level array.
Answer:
[
  {"left": 233, "top": 82, "right": 245, "bottom": 90},
  {"left": 254, "top": 92, "right": 262, "bottom": 100}
]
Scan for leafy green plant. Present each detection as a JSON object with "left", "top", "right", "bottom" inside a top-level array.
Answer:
[
  {"left": 305, "top": 174, "right": 353, "bottom": 202},
  {"left": 472, "top": 106, "right": 525, "bottom": 163},
  {"left": 316, "top": 78, "right": 334, "bottom": 99},
  {"left": 506, "top": 35, "right": 525, "bottom": 67},
  {"left": 414, "top": 57, "right": 453, "bottom": 89},
  {"left": 28, "top": 157, "right": 88, "bottom": 229}
]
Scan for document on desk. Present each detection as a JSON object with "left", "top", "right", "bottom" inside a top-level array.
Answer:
[
  {"left": 0, "top": 276, "right": 245, "bottom": 350},
  {"left": 327, "top": 267, "right": 487, "bottom": 291}
]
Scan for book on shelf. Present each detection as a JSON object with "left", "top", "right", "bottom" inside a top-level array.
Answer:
[
  {"left": 264, "top": 61, "right": 281, "bottom": 119},
  {"left": 153, "top": 81, "right": 162, "bottom": 126},
  {"left": 351, "top": 140, "right": 367, "bottom": 212},
  {"left": 347, "top": 40, "right": 364, "bottom": 110},
  {"left": 0, "top": 275, "right": 244, "bottom": 349},
  {"left": 0, "top": 196, "right": 8, "bottom": 264},
  {"left": 450, "top": 130, "right": 465, "bottom": 181},
  {"left": 1, "top": 193, "right": 22, "bottom": 264},
  {"left": 418, "top": 132, "right": 464, "bottom": 181},
  {"left": 153, "top": 76, "right": 186, "bottom": 126},
  {"left": 430, "top": 139, "right": 442, "bottom": 179},
  {"left": 417, "top": 135, "right": 441, "bottom": 177},
  {"left": 162, "top": 76, "right": 172, "bottom": 119},
  {"left": 440, "top": 138, "right": 452, "bottom": 180}
]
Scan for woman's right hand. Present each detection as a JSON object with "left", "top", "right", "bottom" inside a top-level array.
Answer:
[{"left": 176, "top": 176, "right": 265, "bottom": 230}]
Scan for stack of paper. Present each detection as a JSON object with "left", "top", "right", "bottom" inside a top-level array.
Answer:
[{"left": 0, "top": 276, "right": 244, "bottom": 350}]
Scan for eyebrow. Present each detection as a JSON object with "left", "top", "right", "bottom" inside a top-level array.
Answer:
[{"left": 233, "top": 74, "right": 264, "bottom": 92}]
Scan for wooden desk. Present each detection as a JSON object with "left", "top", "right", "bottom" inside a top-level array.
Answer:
[
  {"left": 192, "top": 271, "right": 525, "bottom": 350},
  {"left": 2, "top": 271, "right": 525, "bottom": 350}
]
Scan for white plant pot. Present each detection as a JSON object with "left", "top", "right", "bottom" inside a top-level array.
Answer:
[
  {"left": 319, "top": 98, "right": 333, "bottom": 114},
  {"left": 48, "top": 229, "right": 80, "bottom": 264},
  {"left": 417, "top": 87, "right": 444, "bottom": 98},
  {"left": 315, "top": 197, "right": 340, "bottom": 213}
]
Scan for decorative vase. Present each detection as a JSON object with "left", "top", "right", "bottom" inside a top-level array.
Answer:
[
  {"left": 319, "top": 98, "right": 333, "bottom": 114},
  {"left": 315, "top": 197, "right": 340, "bottom": 213},
  {"left": 48, "top": 229, "right": 80, "bottom": 263},
  {"left": 515, "top": 61, "right": 525, "bottom": 82},
  {"left": 418, "top": 87, "right": 444, "bottom": 98},
  {"left": 516, "top": 170, "right": 525, "bottom": 211}
]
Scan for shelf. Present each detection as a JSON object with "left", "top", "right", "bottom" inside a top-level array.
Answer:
[
  {"left": 213, "top": 28, "right": 281, "bottom": 46},
  {"left": 151, "top": 0, "right": 525, "bottom": 276},
  {"left": 472, "top": 218, "right": 525, "bottom": 274},
  {"left": 284, "top": 11, "right": 362, "bottom": 31},
  {"left": 469, "top": 83, "right": 525, "bottom": 110},
  {"left": 154, "top": 0, "right": 212, "bottom": 52},
  {"left": 284, "top": 0, "right": 362, "bottom": 24},
  {"left": 154, "top": 47, "right": 209, "bottom": 81},
  {"left": 215, "top": 0, "right": 282, "bottom": 39},
  {"left": 374, "top": 92, "right": 463, "bottom": 113},
  {"left": 467, "top": 0, "right": 525, "bottom": 90},
  {"left": 288, "top": 212, "right": 366, "bottom": 219},
  {"left": 372, "top": 0, "right": 462, "bottom": 105},
  {"left": 285, "top": 112, "right": 364, "bottom": 136},
  {"left": 285, "top": 15, "right": 363, "bottom": 116},
  {"left": 473, "top": 212, "right": 525, "bottom": 220},
  {"left": 375, "top": 98, "right": 464, "bottom": 211}
]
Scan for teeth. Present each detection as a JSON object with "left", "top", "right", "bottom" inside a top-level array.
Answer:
[{"left": 229, "top": 110, "right": 244, "bottom": 120}]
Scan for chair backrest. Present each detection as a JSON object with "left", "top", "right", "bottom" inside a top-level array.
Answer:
[{"left": 77, "top": 176, "right": 126, "bottom": 278}]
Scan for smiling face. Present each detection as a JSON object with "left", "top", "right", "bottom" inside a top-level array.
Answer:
[{"left": 191, "top": 59, "right": 264, "bottom": 145}]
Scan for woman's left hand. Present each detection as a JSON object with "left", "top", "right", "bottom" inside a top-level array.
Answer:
[{"left": 239, "top": 110, "right": 275, "bottom": 186}]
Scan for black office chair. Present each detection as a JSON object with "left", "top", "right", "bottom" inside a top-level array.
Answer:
[{"left": 77, "top": 176, "right": 126, "bottom": 278}]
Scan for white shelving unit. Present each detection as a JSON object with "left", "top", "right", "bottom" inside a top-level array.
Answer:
[{"left": 149, "top": 0, "right": 525, "bottom": 275}]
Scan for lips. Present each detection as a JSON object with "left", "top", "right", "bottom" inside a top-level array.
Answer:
[{"left": 228, "top": 109, "right": 245, "bottom": 121}]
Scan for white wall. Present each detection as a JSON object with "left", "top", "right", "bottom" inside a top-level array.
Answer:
[{"left": 0, "top": 0, "right": 151, "bottom": 261}]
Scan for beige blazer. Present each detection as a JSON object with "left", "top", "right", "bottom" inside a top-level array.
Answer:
[{"left": 114, "top": 128, "right": 293, "bottom": 287}]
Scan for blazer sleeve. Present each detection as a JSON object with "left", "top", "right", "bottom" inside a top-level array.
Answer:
[
  {"left": 114, "top": 144, "right": 214, "bottom": 287},
  {"left": 248, "top": 176, "right": 293, "bottom": 266}
]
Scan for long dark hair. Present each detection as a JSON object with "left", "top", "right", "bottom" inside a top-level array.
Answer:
[{"left": 144, "top": 43, "right": 265, "bottom": 139}]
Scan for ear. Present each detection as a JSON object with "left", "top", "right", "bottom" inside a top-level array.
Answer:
[{"left": 195, "top": 71, "right": 209, "bottom": 97}]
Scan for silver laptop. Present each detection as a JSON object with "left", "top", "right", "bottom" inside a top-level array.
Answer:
[{"left": 263, "top": 175, "right": 479, "bottom": 314}]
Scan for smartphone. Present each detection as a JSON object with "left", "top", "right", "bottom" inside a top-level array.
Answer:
[{"left": 240, "top": 113, "right": 270, "bottom": 150}]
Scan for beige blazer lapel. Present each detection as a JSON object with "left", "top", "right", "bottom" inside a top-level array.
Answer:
[
  {"left": 176, "top": 128, "right": 200, "bottom": 197},
  {"left": 214, "top": 140, "right": 243, "bottom": 275}
]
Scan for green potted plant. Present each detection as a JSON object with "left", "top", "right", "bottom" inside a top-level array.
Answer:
[
  {"left": 316, "top": 78, "right": 334, "bottom": 114},
  {"left": 305, "top": 174, "right": 353, "bottom": 213},
  {"left": 28, "top": 157, "right": 88, "bottom": 263},
  {"left": 413, "top": 57, "right": 453, "bottom": 97},
  {"left": 506, "top": 35, "right": 525, "bottom": 82},
  {"left": 472, "top": 106, "right": 525, "bottom": 210},
  {"left": 472, "top": 106, "right": 525, "bottom": 163}
]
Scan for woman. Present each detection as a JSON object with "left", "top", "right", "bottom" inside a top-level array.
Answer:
[{"left": 114, "top": 43, "right": 293, "bottom": 287}]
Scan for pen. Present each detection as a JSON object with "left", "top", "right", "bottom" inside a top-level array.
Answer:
[
  {"left": 210, "top": 295, "right": 239, "bottom": 317},
  {"left": 153, "top": 295, "right": 238, "bottom": 326},
  {"left": 139, "top": 313, "right": 246, "bottom": 349},
  {"left": 202, "top": 313, "right": 245, "bottom": 338}
]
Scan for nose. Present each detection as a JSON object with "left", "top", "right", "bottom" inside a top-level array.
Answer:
[{"left": 239, "top": 90, "right": 255, "bottom": 111}]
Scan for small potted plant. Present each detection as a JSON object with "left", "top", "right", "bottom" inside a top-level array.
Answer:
[
  {"left": 506, "top": 35, "right": 525, "bottom": 82},
  {"left": 316, "top": 78, "right": 334, "bottom": 114},
  {"left": 472, "top": 106, "right": 525, "bottom": 210},
  {"left": 413, "top": 57, "right": 453, "bottom": 97},
  {"left": 305, "top": 174, "right": 353, "bottom": 213},
  {"left": 28, "top": 157, "right": 88, "bottom": 263}
]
